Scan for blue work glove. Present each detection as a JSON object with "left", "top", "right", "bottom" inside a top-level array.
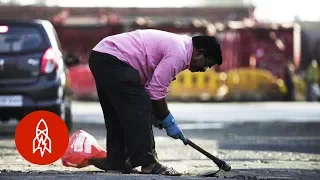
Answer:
[{"left": 160, "top": 113, "right": 187, "bottom": 145}]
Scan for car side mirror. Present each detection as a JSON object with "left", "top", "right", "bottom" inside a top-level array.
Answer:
[{"left": 64, "top": 53, "right": 80, "bottom": 67}]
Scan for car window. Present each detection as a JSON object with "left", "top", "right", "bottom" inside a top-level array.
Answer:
[{"left": 0, "top": 25, "right": 43, "bottom": 53}]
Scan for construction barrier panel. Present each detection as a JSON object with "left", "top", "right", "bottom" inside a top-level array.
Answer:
[
  {"left": 167, "top": 68, "right": 303, "bottom": 102},
  {"left": 168, "top": 69, "right": 221, "bottom": 101}
]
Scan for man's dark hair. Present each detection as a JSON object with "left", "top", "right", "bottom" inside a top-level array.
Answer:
[{"left": 192, "top": 36, "right": 223, "bottom": 66}]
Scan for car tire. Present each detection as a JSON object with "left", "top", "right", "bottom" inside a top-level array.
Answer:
[
  {"left": 54, "top": 97, "right": 73, "bottom": 132},
  {"left": 64, "top": 104, "right": 73, "bottom": 132},
  {"left": 64, "top": 98, "right": 73, "bottom": 132}
]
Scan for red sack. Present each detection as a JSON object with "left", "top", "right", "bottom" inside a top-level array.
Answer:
[{"left": 61, "top": 130, "right": 107, "bottom": 168}]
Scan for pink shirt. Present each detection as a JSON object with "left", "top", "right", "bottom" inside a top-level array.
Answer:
[{"left": 92, "top": 29, "right": 193, "bottom": 100}]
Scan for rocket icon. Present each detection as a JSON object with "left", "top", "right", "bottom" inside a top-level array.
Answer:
[{"left": 32, "top": 119, "right": 52, "bottom": 157}]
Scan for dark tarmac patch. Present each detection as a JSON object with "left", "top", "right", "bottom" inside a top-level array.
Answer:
[
  {"left": 0, "top": 169, "right": 102, "bottom": 174},
  {"left": 0, "top": 169, "right": 258, "bottom": 180}
]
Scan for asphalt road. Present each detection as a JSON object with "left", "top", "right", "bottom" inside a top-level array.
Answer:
[
  {"left": 72, "top": 101, "right": 320, "bottom": 123},
  {"left": 71, "top": 101, "right": 320, "bottom": 154},
  {"left": 1, "top": 101, "right": 320, "bottom": 180}
]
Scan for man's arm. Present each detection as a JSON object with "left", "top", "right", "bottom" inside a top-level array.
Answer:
[
  {"left": 152, "top": 98, "right": 170, "bottom": 120},
  {"left": 145, "top": 53, "right": 185, "bottom": 120},
  {"left": 146, "top": 54, "right": 188, "bottom": 144}
]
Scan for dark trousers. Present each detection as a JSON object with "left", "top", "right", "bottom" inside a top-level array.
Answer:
[{"left": 88, "top": 50, "right": 158, "bottom": 170}]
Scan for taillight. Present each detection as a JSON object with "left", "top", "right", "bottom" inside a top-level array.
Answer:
[
  {"left": 0, "top": 25, "right": 8, "bottom": 33},
  {"left": 41, "top": 48, "right": 58, "bottom": 74}
]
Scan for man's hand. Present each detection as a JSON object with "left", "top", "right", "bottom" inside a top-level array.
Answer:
[
  {"left": 151, "top": 98, "right": 187, "bottom": 144},
  {"left": 160, "top": 113, "right": 187, "bottom": 145}
]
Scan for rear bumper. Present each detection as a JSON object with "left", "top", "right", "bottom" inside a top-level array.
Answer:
[
  {"left": 0, "top": 103, "right": 61, "bottom": 120},
  {"left": 0, "top": 76, "right": 63, "bottom": 100},
  {"left": 0, "top": 76, "right": 64, "bottom": 119}
]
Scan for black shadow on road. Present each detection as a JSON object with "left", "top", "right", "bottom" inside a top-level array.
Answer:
[{"left": 0, "top": 168, "right": 319, "bottom": 180}]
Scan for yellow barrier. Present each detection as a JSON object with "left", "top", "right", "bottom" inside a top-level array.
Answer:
[
  {"left": 168, "top": 67, "right": 306, "bottom": 101},
  {"left": 292, "top": 75, "right": 307, "bottom": 101},
  {"left": 221, "top": 68, "right": 283, "bottom": 100},
  {"left": 225, "top": 68, "right": 280, "bottom": 93},
  {"left": 168, "top": 69, "right": 220, "bottom": 100}
]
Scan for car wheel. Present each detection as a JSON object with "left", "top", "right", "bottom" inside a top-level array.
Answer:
[
  {"left": 55, "top": 97, "right": 73, "bottom": 132},
  {"left": 65, "top": 103, "right": 73, "bottom": 132}
]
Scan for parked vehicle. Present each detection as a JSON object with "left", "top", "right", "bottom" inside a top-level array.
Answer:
[
  {"left": 68, "top": 64, "right": 98, "bottom": 101},
  {"left": 51, "top": 16, "right": 123, "bottom": 100},
  {"left": 0, "top": 19, "right": 79, "bottom": 130}
]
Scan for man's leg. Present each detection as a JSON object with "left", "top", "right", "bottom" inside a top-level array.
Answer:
[
  {"left": 108, "top": 83, "right": 158, "bottom": 169},
  {"left": 95, "top": 82, "right": 126, "bottom": 170},
  {"left": 106, "top": 66, "right": 180, "bottom": 175},
  {"left": 89, "top": 51, "right": 180, "bottom": 175},
  {"left": 88, "top": 51, "right": 126, "bottom": 171},
  {"left": 109, "top": 83, "right": 181, "bottom": 175}
]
